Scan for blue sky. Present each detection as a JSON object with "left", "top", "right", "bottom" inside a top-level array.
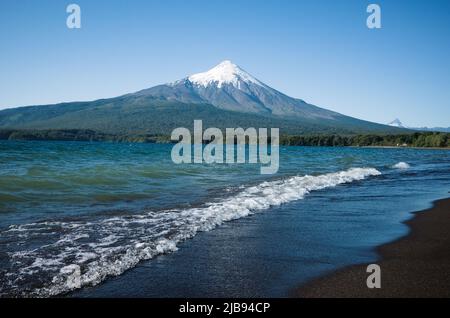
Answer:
[{"left": 0, "top": 0, "right": 449, "bottom": 127}]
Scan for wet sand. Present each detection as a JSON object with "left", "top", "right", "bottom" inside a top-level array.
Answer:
[{"left": 295, "top": 197, "right": 450, "bottom": 298}]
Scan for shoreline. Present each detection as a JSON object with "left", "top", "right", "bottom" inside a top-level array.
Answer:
[
  {"left": 1, "top": 138, "right": 449, "bottom": 151},
  {"left": 294, "top": 197, "right": 450, "bottom": 298},
  {"left": 1, "top": 129, "right": 449, "bottom": 149},
  {"left": 358, "top": 145, "right": 450, "bottom": 150}
]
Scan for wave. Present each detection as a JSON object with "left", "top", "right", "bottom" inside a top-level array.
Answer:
[
  {"left": 0, "top": 167, "right": 381, "bottom": 297},
  {"left": 392, "top": 162, "right": 410, "bottom": 169}
]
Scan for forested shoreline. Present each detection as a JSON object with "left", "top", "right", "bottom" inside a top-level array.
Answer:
[
  {"left": 279, "top": 132, "right": 449, "bottom": 148},
  {"left": 0, "top": 129, "right": 449, "bottom": 148}
]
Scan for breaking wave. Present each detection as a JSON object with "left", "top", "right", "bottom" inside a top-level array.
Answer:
[
  {"left": 0, "top": 167, "right": 380, "bottom": 297},
  {"left": 392, "top": 162, "right": 410, "bottom": 169}
]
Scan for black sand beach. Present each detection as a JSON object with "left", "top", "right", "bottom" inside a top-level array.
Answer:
[{"left": 296, "top": 197, "right": 450, "bottom": 298}]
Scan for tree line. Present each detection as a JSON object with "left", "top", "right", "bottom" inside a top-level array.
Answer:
[
  {"left": 279, "top": 132, "right": 449, "bottom": 148},
  {"left": 0, "top": 129, "right": 449, "bottom": 148}
]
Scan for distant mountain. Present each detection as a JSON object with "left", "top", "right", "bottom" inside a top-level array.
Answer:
[
  {"left": 414, "top": 127, "right": 450, "bottom": 133},
  {"left": 387, "top": 118, "right": 405, "bottom": 128},
  {"left": 0, "top": 60, "right": 407, "bottom": 135},
  {"left": 387, "top": 118, "right": 449, "bottom": 132}
]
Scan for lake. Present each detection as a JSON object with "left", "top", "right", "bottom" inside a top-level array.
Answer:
[{"left": 0, "top": 141, "right": 449, "bottom": 297}]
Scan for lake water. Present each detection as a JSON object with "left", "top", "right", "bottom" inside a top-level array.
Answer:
[{"left": 0, "top": 141, "right": 449, "bottom": 297}]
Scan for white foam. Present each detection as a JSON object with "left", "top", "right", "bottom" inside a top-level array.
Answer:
[
  {"left": 0, "top": 167, "right": 380, "bottom": 297},
  {"left": 392, "top": 162, "right": 410, "bottom": 169}
]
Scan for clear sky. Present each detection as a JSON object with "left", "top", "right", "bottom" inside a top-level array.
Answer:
[{"left": 1, "top": 0, "right": 449, "bottom": 127}]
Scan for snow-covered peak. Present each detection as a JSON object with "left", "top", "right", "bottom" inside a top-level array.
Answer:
[
  {"left": 387, "top": 118, "right": 405, "bottom": 128},
  {"left": 187, "top": 60, "right": 264, "bottom": 89}
]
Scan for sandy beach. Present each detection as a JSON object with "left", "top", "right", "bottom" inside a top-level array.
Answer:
[{"left": 295, "top": 197, "right": 450, "bottom": 298}]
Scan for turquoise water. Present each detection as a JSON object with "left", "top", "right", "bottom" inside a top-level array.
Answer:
[{"left": 0, "top": 141, "right": 449, "bottom": 297}]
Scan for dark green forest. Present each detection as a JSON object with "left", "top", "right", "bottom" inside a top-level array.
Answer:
[
  {"left": 279, "top": 132, "right": 450, "bottom": 148},
  {"left": 0, "top": 129, "right": 448, "bottom": 148}
]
